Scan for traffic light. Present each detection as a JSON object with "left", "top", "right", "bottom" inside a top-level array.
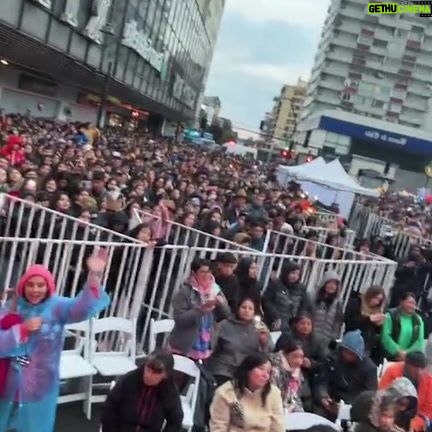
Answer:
[{"left": 280, "top": 149, "right": 294, "bottom": 159}]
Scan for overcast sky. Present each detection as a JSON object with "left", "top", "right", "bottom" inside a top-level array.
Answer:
[{"left": 205, "top": 0, "right": 331, "bottom": 130}]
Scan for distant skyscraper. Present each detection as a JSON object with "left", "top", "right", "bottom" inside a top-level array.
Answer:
[
  {"left": 300, "top": 0, "right": 432, "bottom": 130},
  {"left": 270, "top": 78, "right": 307, "bottom": 142}
]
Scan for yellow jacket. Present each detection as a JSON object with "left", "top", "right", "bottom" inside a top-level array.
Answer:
[{"left": 210, "top": 381, "right": 284, "bottom": 432}]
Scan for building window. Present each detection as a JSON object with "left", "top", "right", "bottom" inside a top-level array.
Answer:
[
  {"left": 341, "top": 92, "right": 351, "bottom": 101},
  {"left": 373, "top": 39, "right": 387, "bottom": 48},
  {"left": 371, "top": 99, "right": 385, "bottom": 108}
]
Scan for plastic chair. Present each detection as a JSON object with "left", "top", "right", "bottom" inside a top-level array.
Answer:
[
  {"left": 270, "top": 331, "right": 281, "bottom": 345},
  {"left": 58, "top": 320, "right": 97, "bottom": 420},
  {"left": 88, "top": 317, "right": 137, "bottom": 415},
  {"left": 149, "top": 318, "right": 175, "bottom": 353},
  {"left": 173, "top": 354, "right": 200, "bottom": 432}
]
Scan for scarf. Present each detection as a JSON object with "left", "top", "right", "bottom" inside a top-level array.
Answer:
[{"left": 187, "top": 273, "right": 216, "bottom": 360}]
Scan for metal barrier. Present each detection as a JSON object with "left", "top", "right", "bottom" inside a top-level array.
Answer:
[
  {"left": 134, "top": 209, "right": 256, "bottom": 256},
  {"left": 349, "top": 201, "right": 432, "bottom": 259},
  {"left": 263, "top": 229, "right": 378, "bottom": 262},
  {"left": 0, "top": 194, "right": 142, "bottom": 291},
  {"left": 0, "top": 197, "right": 397, "bottom": 356},
  {"left": 301, "top": 226, "right": 355, "bottom": 248}
]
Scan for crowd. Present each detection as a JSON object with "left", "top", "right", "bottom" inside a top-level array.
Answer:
[{"left": 0, "top": 114, "right": 430, "bottom": 432}]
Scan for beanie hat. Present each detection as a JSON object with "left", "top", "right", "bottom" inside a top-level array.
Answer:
[
  {"left": 16, "top": 265, "right": 56, "bottom": 297},
  {"left": 340, "top": 330, "right": 365, "bottom": 360}
]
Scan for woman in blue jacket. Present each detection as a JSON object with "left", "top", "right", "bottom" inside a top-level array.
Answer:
[{"left": 0, "top": 250, "right": 110, "bottom": 432}]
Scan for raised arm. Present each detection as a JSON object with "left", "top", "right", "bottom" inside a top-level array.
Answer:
[{"left": 55, "top": 250, "right": 110, "bottom": 324}]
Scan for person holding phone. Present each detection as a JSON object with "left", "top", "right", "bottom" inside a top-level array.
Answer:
[
  {"left": 0, "top": 249, "right": 110, "bottom": 432},
  {"left": 168, "top": 257, "right": 230, "bottom": 361}
]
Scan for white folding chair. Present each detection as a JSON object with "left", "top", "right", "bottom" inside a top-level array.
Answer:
[
  {"left": 270, "top": 331, "right": 281, "bottom": 345},
  {"left": 149, "top": 318, "right": 175, "bottom": 353},
  {"left": 89, "top": 317, "right": 137, "bottom": 413},
  {"left": 58, "top": 320, "right": 96, "bottom": 420},
  {"left": 336, "top": 399, "right": 352, "bottom": 427},
  {"left": 173, "top": 355, "right": 200, "bottom": 432}
]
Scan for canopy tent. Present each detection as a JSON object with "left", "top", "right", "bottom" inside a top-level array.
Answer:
[
  {"left": 277, "top": 158, "right": 379, "bottom": 219},
  {"left": 277, "top": 158, "right": 378, "bottom": 198},
  {"left": 277, "top": 156, "right": 326, "bottom": 179}
]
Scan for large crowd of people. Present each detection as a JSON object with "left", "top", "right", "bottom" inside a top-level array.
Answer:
[{"left": 0, "top": 114, "right": 430, "bottom": 432}]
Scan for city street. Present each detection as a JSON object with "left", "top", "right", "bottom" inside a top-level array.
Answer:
[{"left": 56, "top": 404, "right": 102, "bottom": 432}]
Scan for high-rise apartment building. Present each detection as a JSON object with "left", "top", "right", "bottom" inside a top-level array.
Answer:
[
  {"left": 301, "top": 0, "right": 432, "bottom": 130},
  {"left": 270, "top": 78, "right": 307, "bottom": 141}
]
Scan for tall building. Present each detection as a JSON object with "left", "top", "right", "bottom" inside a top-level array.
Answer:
[
  {"left": 0, "top": 0, "right": 225, "bottom": 131},
  {"left": 301, "top": 0, "right": 432, "bottom": 130},
  {"left": 270, "top": 78, "right": 307, "bottom": 142},
  {"left": 202, "top": 96, "right": 222, "bottom": 124}
]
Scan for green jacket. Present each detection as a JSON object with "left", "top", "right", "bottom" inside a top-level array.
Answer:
[{"left": 381, "top": 309, "right": 424, "bottom": 357}]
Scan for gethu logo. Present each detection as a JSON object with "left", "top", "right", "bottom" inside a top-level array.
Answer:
[{"left": 368, "top": 2, "right": 432, "bottom": 15}]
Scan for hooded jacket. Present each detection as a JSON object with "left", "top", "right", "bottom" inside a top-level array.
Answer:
[
  {"left": 312, "top": 271, "right": 343, "bottom": 346},
  {"left": 0, "top": 265, "right": 109, "bottom": 432},
  {"left": 101, "top": 361, "right": 183, "bottom": 432},
  {"left": 262, "top": 261, "right": 312, "bottom": 331},
  {"left": 352, "top": 378, "right": 418, "bottom": 432},
  {"left": 316, "top": 331, "right": 377, "bottom": 404},
  {"left": 379, "top": 362, "right": 432, "bottom": 431}
]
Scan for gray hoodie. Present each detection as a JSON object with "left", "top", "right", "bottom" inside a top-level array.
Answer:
[{"left": 312, "top": 270, "right": 343, "bottom": 347}]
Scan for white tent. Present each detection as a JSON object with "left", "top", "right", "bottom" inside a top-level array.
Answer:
[
  {"left": 277, "top": 158, "right": 379, "bottom": 218},
  {"left": 276, "top": 157, "right": 326, "bottom": 183}
]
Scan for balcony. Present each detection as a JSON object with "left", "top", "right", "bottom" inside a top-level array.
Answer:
[
  {"left": 403, "top": 98, "right": 427, "bottom": 111},
  {"left": 319, "top": 79, "right": 344, "bottom": 92},
  {"left": 339, "top": 7, "right": 365, "bottom": 20},
  {"left": 399, "top": 113, "right": 422, "bottom": 125},
  {"left": 333, "top": 34, "right": 357, "bottom": 49},
  {"left": 327, "top": 51, "right": 352, "bottom": 63}
]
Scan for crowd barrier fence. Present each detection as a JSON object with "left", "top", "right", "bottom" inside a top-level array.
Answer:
[
  {"left": 349, "top": 201, "right": 432, "bottom": 259},
  {"left": 301, "top": 225, "right": 355, "bottom": 248},
  {"left": 0, "top": 197, "right": 397, "bottom": 356}
]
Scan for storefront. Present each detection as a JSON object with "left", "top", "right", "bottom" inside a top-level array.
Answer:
[{"left": 0, "top": 0, "right": 225, "bottom": 127}]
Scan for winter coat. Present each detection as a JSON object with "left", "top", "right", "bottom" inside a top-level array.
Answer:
[
  {"left": 352, "top": 377, "right": 417, "bottom": 432},
  {"left": 206, "top": 318, "right": 262, "bottom": 379},
  {"left": 312, "top": 271, "right": 344, "bottom": 347},
  {"left": 168, "top": 283, "right": 230, "bottom": 357},
  {"left": 315, "top": 350, "right": 378, "bottom": 404},
  {"left": 379, "top": 362, "right": 432, "bottom": 431},
  {"left": 380, "top": 308, "right": 425, "bottom": 359},
  {"left": 262, "top": 262, "right": 312, "bottom": 331},
  {"left": 101, "top": 362, "right": 183, "bottom": 432}
]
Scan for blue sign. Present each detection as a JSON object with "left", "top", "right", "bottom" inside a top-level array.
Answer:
[{"left": 319, "top": 116, "right": 432, "bottom": 155}]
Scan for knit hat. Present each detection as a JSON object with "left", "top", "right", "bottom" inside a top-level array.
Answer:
[
  {"left": 340, "top": 330, "right": 365, "bottom": 360},
  {"left": 16, "top": 264, "right": 56, "bottom": 297}
]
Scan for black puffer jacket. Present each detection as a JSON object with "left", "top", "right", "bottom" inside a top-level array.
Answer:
[{"left": 262, "top": 261, "right": 313, "bottom": 331}]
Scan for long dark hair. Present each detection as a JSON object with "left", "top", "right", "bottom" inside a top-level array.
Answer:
[{"left": 233, "top": 352, "right": 271, "bottom": 407}]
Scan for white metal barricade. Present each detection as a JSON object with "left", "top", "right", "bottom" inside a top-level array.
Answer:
[
  {"left": 134, "top": 209, "right": 257, "bottom": 256},
  {"left": 349, "top": 201, "right": 432, "bottom": 259},
  {"left": 0, "top": 194, "right": 142, "bottom": 292},
  {"left": 301, "top": 226, "right": 355, "bottom": 249}
]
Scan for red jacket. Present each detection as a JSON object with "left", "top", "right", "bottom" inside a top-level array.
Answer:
[
  {"left": 379, "top": 361, "right": 432, "bottom": 431},
  {"left": 0, "top": 135, "right": 26, "bottom": 166}
]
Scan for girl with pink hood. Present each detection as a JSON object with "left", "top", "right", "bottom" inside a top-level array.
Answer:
[{"left": 0, "top": 249, "right": 110, "bottom": 432}]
